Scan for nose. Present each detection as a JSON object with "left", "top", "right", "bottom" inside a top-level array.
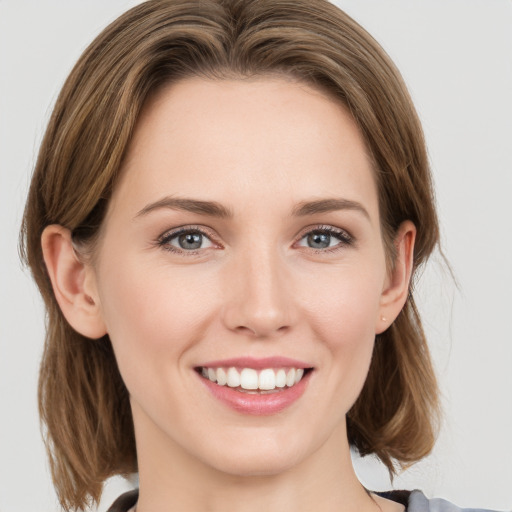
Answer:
[{"left": 221, "top": 245, "right": 297, "bottom": 338}]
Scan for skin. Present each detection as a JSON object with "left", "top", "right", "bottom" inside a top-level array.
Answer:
[{"left": 42, "top": 76, "right": 414, "bottom": 512}]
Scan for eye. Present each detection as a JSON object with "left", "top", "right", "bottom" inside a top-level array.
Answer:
[
  {"left": 158, "top": 227, "right": 215, "bottom": 254},
  {"left": 296, "top": 226, "right": 353, "bottom": 251}
]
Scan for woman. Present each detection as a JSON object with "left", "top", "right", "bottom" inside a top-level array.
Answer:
[{"left": 18, "top": 1, "right": 502, "bottom": 511}]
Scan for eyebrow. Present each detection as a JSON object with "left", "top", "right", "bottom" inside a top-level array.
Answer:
[
  {"left": 135, "top": 196, "right": 369, "bottom": 221},
  {"left": 292, "top": 198, "right": 370, "bottom": 220}
]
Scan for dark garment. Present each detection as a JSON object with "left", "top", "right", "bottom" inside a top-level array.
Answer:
[
  {"left": 377, "top": 490, "right": 412, "bottom": 506},
  {"left": 377, "top": 491, "right": 502, "bottom": 512},
  {"left": 107, "top": 489, "right": 502, "bottom": 512},
  {"left": 107, "top": 489, "right": 138, "bottom": 512}
]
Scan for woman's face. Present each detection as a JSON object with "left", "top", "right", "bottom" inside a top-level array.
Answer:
[{"left": 90, "top": 76, "right": 396, "bottom": 476}]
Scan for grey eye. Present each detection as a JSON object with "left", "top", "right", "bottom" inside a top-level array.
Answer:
[
  {"left": 176, "top": 232, "right": 203, "bottom": 250},
  {"left": 160, "top": 229, "right": 215, "bottom": 252},
  {"left": 297, "top": 227, "right": 352, "bottom": 251},
  {"left": 307, "top": 232, "right": 332, "bottom": 249}
]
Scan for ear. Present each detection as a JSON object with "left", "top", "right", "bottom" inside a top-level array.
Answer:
[
  {"left": 41, "top": 225, "right": 107, "bottom": 339},
  {"left": 376, "top": 220, "right": 416, "bottom": 334}
]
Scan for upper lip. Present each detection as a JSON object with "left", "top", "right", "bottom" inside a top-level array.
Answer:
[{"left": 197, "top": 356, "right": 313, "bottom": 370}]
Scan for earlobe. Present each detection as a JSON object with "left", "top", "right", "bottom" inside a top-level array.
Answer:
[
  {"left": 41, "top": 225, "right": 107, "bottom": 339},
  {"left": 376, "top": 221, "right": 416, "bottom": 334}
]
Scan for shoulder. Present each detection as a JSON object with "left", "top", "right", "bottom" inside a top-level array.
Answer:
[
  {"left": 403, "top": 490, "right": 503, "bottom": 512},
  {"left": 109, "top": 489, "right": 504, "bottom": 512}
]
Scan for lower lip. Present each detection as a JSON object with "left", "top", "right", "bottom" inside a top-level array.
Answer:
[{"left": 198, "top": 371, "right": 311, "bottom": 415}]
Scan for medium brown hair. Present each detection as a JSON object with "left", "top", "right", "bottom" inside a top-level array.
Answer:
[{"left": 20, "top": 0, "right": 440, "bottom": 509}]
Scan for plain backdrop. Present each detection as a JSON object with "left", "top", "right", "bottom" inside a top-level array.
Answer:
[{"left": 1, "top": 1, "right": 511, "bottom": 511}]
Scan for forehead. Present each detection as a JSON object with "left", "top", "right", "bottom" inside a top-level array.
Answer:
[{"left": 109, "top": 76, "right": 379, "bottom": 223}]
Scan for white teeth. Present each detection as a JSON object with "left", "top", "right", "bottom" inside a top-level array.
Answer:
[
  {"left": 201, "top": 366, "right": 308, "bottom": 391},
  {"left": 227, "top": 367, "right": 240, "bottom": 387},
  {"left": 216, "top": 367, "right": 227, "bottom": 386},
  {"left": 240, "top": 368, "right": 259, "bottom": 390},
  {"left": 258, "top": 369, "right": 276, "bottom": 390},
  {"left": 275, "top": 369, "right": 287, "bottom": 388}
]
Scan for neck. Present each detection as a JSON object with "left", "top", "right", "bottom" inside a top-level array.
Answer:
[{"left": 133, "top": 414, "right": 379, "bottom": 512}]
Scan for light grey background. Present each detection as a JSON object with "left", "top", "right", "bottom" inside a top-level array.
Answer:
[{"left": 1, "top": 1, "right": 511, "bottom": 511}]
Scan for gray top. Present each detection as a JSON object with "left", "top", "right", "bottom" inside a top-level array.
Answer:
[
  {"left": 107, "top": 489, "right": 506, "bottom": 512},
  {"left": 407, "top": 490, "right": 504, "bottom": 512}
]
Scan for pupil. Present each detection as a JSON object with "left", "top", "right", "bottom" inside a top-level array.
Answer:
[
  {"left": 179, "top": 232, "right": 202, "bottom": 250},
  {"left": 308, "top": 232, "right": 330, "bottom": 249}
]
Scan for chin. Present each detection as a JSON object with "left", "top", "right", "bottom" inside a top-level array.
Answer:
[
  {"left": 196, "top": 431, "right": 310, "bottom": 478},
  {"left": 209, "top": 451, "right": 302, "bottom": 478}
]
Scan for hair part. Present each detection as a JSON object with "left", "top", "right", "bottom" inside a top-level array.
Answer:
[{"left": 20, "top": 0, "right": 440, "bottom": 509}]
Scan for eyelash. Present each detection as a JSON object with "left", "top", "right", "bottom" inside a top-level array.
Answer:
[{"left": 156, "top": 224, "right": 354, "bottom": 256}]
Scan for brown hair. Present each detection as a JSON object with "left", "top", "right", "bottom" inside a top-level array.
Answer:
[{"left": 20, "top": 0, "right": 440, "bottom": 509}]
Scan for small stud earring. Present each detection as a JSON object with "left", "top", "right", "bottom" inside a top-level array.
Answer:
[{"left": 381, "top": 315, "right": 387, "bottom": 322}]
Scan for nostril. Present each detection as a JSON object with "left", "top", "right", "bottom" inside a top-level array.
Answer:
[{"left": 233, "top": 323, "right": 291, "bottom": 338}]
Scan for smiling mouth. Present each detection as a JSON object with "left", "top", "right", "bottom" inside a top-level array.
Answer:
[{"left": 195, "top": 366, "right": 314, "bottom": 394}]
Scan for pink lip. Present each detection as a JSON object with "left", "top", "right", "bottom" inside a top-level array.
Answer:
[
  {"left": 198, "top": 356, "right": 312, "bottom": 370},
  {"left": 196, "top": 368, "right": 312, "bottom": 416}
]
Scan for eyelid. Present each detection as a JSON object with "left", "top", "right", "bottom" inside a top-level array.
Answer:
[
  {"left": 158, "top": 224, "right": 217, "bottom": 239},
  {"left": 157, "top": 225, "right": 222, "bottom": 255},
  {"left": 296, "top": 224, "right": 355, "bottom": 256},
  {"left": 297, "top": 224, "right": 355, "bottom": 243},
  {"left": 155, "top": 223, "right": 354, "bottom": 256}
]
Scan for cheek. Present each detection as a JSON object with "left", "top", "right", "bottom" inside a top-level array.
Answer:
[
  {"left": 303, "top": 262, "right": 383, "bottom": 338},
  {"left": 301, "top": 265, "right": 383, "bottom": 401},
  {"left": 94, "top": 256, "right": 226, "bottom": 439},
  {"left": 95, "top": 253, "right": 217, "bottom": 377}
]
